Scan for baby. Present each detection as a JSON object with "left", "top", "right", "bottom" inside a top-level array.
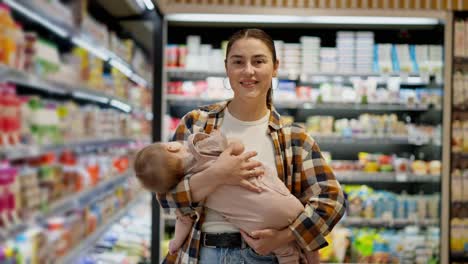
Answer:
[{"left": 134, "top": 131, "right": 319, "bottom": 264}]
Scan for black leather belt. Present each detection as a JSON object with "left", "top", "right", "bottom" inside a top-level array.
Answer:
[{"left": 201, "top": 232, "right": 244, "bottom": 248}]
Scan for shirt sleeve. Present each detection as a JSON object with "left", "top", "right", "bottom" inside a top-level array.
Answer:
[
  {"left": 156, "top": 111, "right": 202, "bottom": 217},
  {"left": 289, "top": 134, "right": 347, "bottom": 251}
]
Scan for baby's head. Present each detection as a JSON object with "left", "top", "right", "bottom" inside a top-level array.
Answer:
[{"left": 134, "top": 141, "right": 188, "bottom": 193}]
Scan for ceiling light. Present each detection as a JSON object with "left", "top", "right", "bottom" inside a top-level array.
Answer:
[
  {"left": 5, "top": 0, "right": 68, "bottom": 38},
  {"left": 110, "top": 59, "right": 133, "bottom": 77},
  {"left": 130, "top": 73, "right": 148, "bottom": 87},
  {"left": 134, "top": 0, "right": 146, "bottom": 10},
  {"left": 166, "top": 14, "right": 440, "bottom": 25},
  {"left": 72, "top": 91, "right": 110, "bottom": 104},
  {"left": 72, "top": 37, "right": 110, "bottom": 61},
  {"left": 110, "top": 99, "right": 132, "bottom": 113},
  {"left": 142, "top": 0, "right": 155, "bottom": 10}
]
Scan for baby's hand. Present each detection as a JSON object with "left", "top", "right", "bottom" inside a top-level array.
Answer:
[
  {"left": 227, "top": 138, "right": 245, "bottom": 155},
  {"left": 177, "top": 214, "right": 194, "bottom": 225}
]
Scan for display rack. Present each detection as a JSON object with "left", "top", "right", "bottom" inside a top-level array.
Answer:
[
  {"left": 0, "top": 138, "right": 136, "bottom": 160},
  {"left": 57, "top": 194, "right": 145, "bottom": 264},
  {"left": 167, "top": 94, "right": 442, "bottom": 112},
  {"left": 0, "top": 0, "right": 157, "bottom": 263},
  {"left": 0, "top": 172, "right": 132, "bottom": 241},
  {"left": 450, "top": 11, "right": 468, "bottom": 263},
  {"left": 0, "top": 65, "right": 148, "bottom": 114},
  {"left": 3, "top": 0, "right": 149, "bottom": 87}
]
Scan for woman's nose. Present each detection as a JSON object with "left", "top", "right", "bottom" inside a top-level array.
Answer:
[{"left": 243, "top": 62, "right": 255, "bottom": 75}]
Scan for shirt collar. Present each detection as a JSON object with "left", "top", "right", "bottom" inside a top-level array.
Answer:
[{"left": 200, "top": 99, "right": 283, "bottom": 131}]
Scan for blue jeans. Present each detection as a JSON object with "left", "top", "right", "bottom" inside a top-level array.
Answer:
[{"left": 199, "top": 247, "right": 278, "bottom": 264}]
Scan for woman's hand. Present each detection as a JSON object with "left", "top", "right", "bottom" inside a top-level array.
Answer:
[
  {"left": 188, "top": 145, "right": 264, "bottom": 202},
  {"left": 240, "top": 228, "right": 296, "bottom": 256},
  {"left": 210, "top": 145, "right": 264, "bottom": 192}
]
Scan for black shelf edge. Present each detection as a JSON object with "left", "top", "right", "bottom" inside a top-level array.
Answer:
[
  {"left": 167, "top": 68, "right": 443, "bottom": 86},
  {"left": 0, "top": 65, "right": 151, "bottom": 115},
  {"left": 313, "top": 135, "right": 439, "bottom": 146},
  {"left": 451, "top": 252, "right": 468, "bottom": 262},
  {"left": 0, "top": 138, "right": 136, "bottom": 160},
  {"left": 166, "top": 95, "right": 441, "bottom": 112},
  {"left": 340, "top": 217, "right": 439, "bottom": 228},
  {"left": 336, "top": 172, "right": 440, "bottom": 183}
]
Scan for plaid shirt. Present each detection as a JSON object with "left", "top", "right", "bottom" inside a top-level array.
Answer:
[{"left": 157, "top": 100, "right": 346, "bottom": 264}]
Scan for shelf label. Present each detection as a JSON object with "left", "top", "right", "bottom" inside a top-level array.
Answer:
[{"left": 396, "top": 173, "right": 408, "bottom": 182}]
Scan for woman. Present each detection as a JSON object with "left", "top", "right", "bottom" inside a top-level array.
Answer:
[{"left": 158, "top": 28, "right": 346, "bottom": 263}]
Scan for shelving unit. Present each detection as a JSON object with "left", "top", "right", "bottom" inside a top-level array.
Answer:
[
  {"left": 341, "top": 217, "right": 439, "bottom": 229},
  {"left": 0, "top": 65, "right": 149, "bottom": 115},
  {"left": 0, "top": 138, "right": 136, "bottom": 160},
  {"left": 3, "top": 0, "right": 149, "bottom": 87},
  {"left": 0, "top": 172, "right": 131, "bottom": 241},
  {"left": 167, "top": 94, "right": 442, "bottom": 112},
  {"left": 450, "top": 11, "right": 468, "bottom": 263},
  {"left": 167, "top": 67, "right": 442, "bottom": 85},
  {"left": 335, "top": 171, "right": 440, "bottom": 183},
  {"left": 57, "top": 194, "right": 145, "bottom": 264}
]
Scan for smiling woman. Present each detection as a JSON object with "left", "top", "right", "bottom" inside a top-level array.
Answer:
[
  {"left": 157, "top": 28, "right": 346, "bottom": 264},
  {"left": 225, "top": 29, "right": 279, "bottom": 115}
]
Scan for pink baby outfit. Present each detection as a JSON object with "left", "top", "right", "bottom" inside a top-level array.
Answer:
[{"left": 180, "top": 131, "right": 308, "bottom": 264}]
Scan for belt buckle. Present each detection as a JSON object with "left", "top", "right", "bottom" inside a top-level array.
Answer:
[{"left": 203, "top": 233, "right": 217, "bottom": 249}]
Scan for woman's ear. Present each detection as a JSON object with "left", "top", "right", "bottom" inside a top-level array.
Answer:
[{"left": 273, "top": 59, "right": 279, "bottom": 77}]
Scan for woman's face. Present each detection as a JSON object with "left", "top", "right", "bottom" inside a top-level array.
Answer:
[{"left": 225, "top": 38, "right": 279, "bottom": 104}]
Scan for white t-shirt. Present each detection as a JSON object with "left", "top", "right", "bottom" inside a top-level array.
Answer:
[{"left": 201, "top": 107, "right": 278, "bottom": 233}]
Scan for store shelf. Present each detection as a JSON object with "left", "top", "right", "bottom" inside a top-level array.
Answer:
[
  {"left": 0, "top": 172, "right": 131, "bottom": 242},
  {"left": 451, "top": 252, "right": 468, "bottom": 262},
  {"left": 0, "top": 138, "right": 135, "bottom": 160},
  {"left": 57, "top": 194, "right": 143, "bottom": 264},
  {"left": 0, "top": 65, "right": 151, "bottom": 114},
  {"left": 166, "top": 95, "right": 440, "bottom": 112},
  {"left": 3, "top": 0, "right": 149, "bottom": 87},
  {"left": 167, "top": 68, "right": 226, "bottom": 78},
  {"left": 452, "top": 152, "right": 468, "bottom": 160},
  {"left": 166, "top": 68, "right": 438, "bottom": 86},
  {"left": 42, "top": 172, "right": 131, "bottom": 219},
  {"left": 312, "top": 134, "right": 436, "bottom": 146},
  {"left": 341, "top": 217, "right": 439, "bottom": 228},
  {"left": 336, "top": 171, "right": 440, "bottom": 183},
  {"left": 453, "top": 56, "right": 468, "bottom": 65}
]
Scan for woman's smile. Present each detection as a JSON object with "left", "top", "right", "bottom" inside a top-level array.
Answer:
[{"left": 240, "top": 79, "right": 259, "bottom": 88}]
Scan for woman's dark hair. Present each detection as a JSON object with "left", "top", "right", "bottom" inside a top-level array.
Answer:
[{"left": 225, "top": 28, "right": 277, "bottom": 108}]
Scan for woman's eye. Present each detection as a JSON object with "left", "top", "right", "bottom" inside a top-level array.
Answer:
[
  {"left": 255, "top": 60, "right": 265, "bottom": 64},
  {"left": 232, "top": 60, "right": 242, "bottom": 64}
]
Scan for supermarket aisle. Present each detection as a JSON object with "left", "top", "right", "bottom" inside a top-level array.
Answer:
[
  {"left": 0, "top": 0, "right": 154, "bottom": 263},
  {"left": 74, "top": 193, "right": 152, "bottom": 264}
]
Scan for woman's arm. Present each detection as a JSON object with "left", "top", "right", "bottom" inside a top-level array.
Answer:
[
  {"left": 157, "top": 111, "right": 263, "bottom": 217},
  {"left": 288, "top": 132, "right": 346, "bottom": 252}
]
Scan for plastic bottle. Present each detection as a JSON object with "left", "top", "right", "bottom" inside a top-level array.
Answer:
[
  {"left": 0, "top": 85, "right": 7, "bottom": 148},
  {"left": 13, "top": 23, "right": 25, "bottom": 70},
  {"left": 15, "top": 234, "right": 32, "bottom": 264},
  {"left": 0, "top": 4, "right": 17, "bottom": 67}
]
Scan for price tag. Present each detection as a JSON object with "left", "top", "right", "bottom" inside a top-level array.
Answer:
[
  {"left": 396, "top": 173, "right": 408, "bottom": 182},
  {"left": 400, "top": 72, "right": 409, "bottom": 83}
]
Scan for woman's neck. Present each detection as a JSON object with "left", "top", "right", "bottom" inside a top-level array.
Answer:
[{"left": 227, "top": 98, "right": 269, "bottom": 121}]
